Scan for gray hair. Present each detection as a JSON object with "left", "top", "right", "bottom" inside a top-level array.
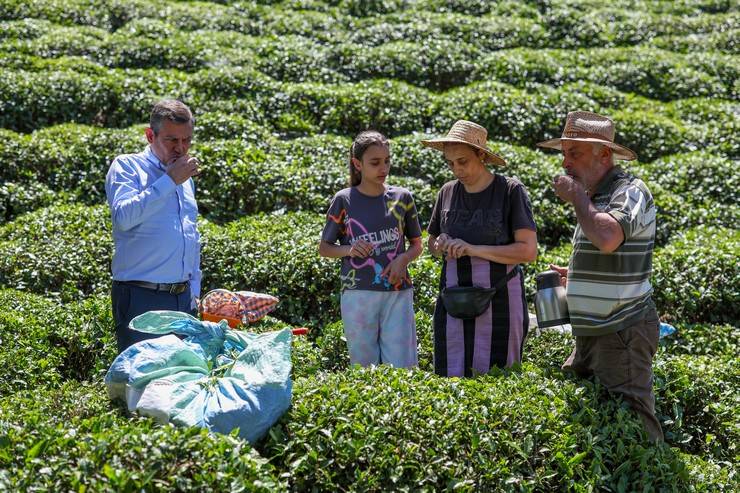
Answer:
[
  {"left": 592, "top": 143, "right": 615, "bottom": 165},
  {"left": 149, "top": 99, "right": 194, "bottom": 134}
]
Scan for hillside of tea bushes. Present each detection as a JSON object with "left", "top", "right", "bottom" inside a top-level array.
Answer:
[{"left": 0, "top": 0, "right": 738, "bottom": 490}]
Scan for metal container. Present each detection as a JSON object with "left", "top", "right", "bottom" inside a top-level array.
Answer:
[{"left": 534, "top": 270, "right": 570, "bottom": 328}]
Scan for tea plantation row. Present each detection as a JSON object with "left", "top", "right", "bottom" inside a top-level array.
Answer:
[
  {"left": 1, "top": 19, "right": 737, "bottom": 96},
  {"left": 1, "top": 119, "right": 737, "bottom": 248},
  {"left": 2, "top": 53, "right": 738, "bottom": 143},
  {"left": 0, "top": 0, "right": 735, "bottom": 42},
  {"left": 0, "top": 205, "right": 736, "bottom": 328},
  {"left": 1, "top": 288, "right": 737, "bottom": 490}
]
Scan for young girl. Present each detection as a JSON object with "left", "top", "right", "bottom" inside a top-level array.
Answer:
[{"left": 319, "top": 130, "right": 423, "bottom": 368}]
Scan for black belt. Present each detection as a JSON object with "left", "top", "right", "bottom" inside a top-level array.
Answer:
[{"left": 116, "top": 280, "right": 190, "bottom": 295}]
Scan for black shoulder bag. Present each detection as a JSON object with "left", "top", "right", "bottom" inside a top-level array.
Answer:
[{"left": 440, "top": 265, "right": 521, "bottom": 320}]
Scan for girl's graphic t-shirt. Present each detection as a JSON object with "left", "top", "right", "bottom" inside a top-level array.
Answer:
[{"left": 321, "top": 186, "right": 422, "bottom": 292}]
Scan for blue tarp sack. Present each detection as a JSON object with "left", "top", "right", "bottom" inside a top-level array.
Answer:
[{"left": 105, "top": 310, "right": 292, "bottom": 444}]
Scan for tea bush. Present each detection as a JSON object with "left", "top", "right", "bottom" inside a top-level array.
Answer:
[
  {"left": 611, "top": 108, "right": 690, "bottom": 163},
  {"left": 346, "top": 12, "right": 546, "bottom": 51},
  {"left": 523, "top": 321, "right": 740, "bottom": 462},
  {"left": 651, "top": 29, "right": 740, "bottom": 54},
  {"left": 3, "top": 204, "right": 734, "bottom": 327},
  {"left": 475, "top": 47, "right": 735, "bottom": 101},
  {"left": 0, "top": 181, "right": 70, "bottom": 221},
  {"left": 0, "top": 52, "right": 111, "bottom": 73},
  {"left": 0, "top": 289, "right": 115, "bottom": 395},
  {"left": 192, "top": 135, "right": 439, "bottom": 222},
  {"left": 638, "top": 152, "right": 737, "bottom": 206},
  {"left": 200, "top": 212, "right": 332, "bottom": 326},
  {"left": 0, "top": 67, "right": 189, "bottom": 131},
  {"left": 331, "top": 39, "right": 479, "bottom": 90},
  {"left": 263, "top": 79, "right": 436, "bottom": 136},
  {"left": 0, "top": 204, "right": 112, "bottom": 300},
  {"left": 257, "top": 6, "right": 350, "bottom": 41},
  {"left": 655, "top": 353, "right": 740, "bottom": 461},
  {"left": 0, "top": 22, "right": 108, "bottom": 59},
  {"left": 652, "top": 226, "right": 739, "bottom": 324},
  {"left": 0, "top": 17, "right": 56, "bottom": 39},
  {"left": 17, "top": 124, "right": 144, "bottom": 203},
  {"left": 263, "top": 364, "right": 727, "bottom": 491},
  {"left": 0, "top": 1, "right": 737, "bottom": 488},
  {"left": 0, "top": 383, "right": 284, "bottom": 491},
  {"left": 185, "top": 66, "right": 278, "bottom": 102},
  {"left": 0, "top": 0, "right": 261, "bottom": 32},
  {"left": 0, "top": 59, "right": 732, "bottom": 161},
  {"left": 651, "top": 185, "right": 738, "bottom": 246},
  {"left": 661, "top": 322, "right": 740, "bottom": 358},
  {"left": 248, "top": 35, "right": 346, "bottom": 84},
  {"left": 194, "top": 110, "right": 273, "bottom": 141},
  {"left": 0, "top": 290, "right": 66, "bottom": 395},
  {"left": 666, "top": 98, "right": 740, "bottom": 157},
  {"left": 434, "top": 81, "right": 565, "bottom": 144},
  {"left": 541, "top": 3, "right": 736, "bottom": 47}
]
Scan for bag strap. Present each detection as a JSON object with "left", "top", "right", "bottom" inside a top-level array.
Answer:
[
  {"left": 443, "top": 265, "right": 521, "bottom": 295},
  {"left": 489, "top": 264, "right": 521, "bottom": 293}
]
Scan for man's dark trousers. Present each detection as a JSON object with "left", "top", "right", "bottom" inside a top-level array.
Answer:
[{"left": 112, "top": 281, "right": 195, "bottom": 353}]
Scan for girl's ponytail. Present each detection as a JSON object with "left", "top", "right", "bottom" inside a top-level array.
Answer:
[{"left": 348, "top": 130, "right": 389, "bottom": 187}]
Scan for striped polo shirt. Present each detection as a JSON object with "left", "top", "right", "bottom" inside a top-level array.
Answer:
[{"left": 567, "top": 166, "right": 656, "bottom": 336}]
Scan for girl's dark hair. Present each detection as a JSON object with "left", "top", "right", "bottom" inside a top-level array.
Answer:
[{"left": 349, "top": 130, "right": 389, "bottom": 186}]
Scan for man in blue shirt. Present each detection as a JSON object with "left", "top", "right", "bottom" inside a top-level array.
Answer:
[{"left": 105, "top": 99, "right": 202, "bottom": 353}]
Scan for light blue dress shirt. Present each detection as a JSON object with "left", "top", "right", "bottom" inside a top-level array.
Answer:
[{"left": 105, "top": 146, "right": 201, "bottom": 304}]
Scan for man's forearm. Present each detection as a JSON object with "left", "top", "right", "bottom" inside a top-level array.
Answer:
[{"left": 573, "top": 192, "right": 623, "bottom": 252}]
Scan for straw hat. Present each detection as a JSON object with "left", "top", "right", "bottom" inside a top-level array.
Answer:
[
  {"left": 537, "top": 111, "right": 637, "bottom": 161},
  {"left": 421, "top": 120, "right": 506, "bottom": 166}
]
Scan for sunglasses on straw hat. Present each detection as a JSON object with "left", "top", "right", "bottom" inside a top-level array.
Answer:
[
  {"left": 537, "top": 111, "right": 637, "bottom": 161},
  {"left": 421, "top": 120, "right": 506, "bottom": 166}
]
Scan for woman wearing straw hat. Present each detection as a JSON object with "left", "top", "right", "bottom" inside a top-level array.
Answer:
[{"left": 423, "top": 120, "right": 538, "bottom": 377}]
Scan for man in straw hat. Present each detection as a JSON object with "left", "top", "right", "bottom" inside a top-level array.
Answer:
[
  {"left": 538, "top": 111, "right": 662, "bottom": 442},
  {"left": 423, "top": 120, "right": 538, "bottom": 378}
]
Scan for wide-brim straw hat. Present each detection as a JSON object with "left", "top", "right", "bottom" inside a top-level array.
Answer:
[
  {"left": 421, "top": 120, "right": 506, "bottom": 166},
  {"left": 537, "top": 111, "right": 637, "bottom": 161}
]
